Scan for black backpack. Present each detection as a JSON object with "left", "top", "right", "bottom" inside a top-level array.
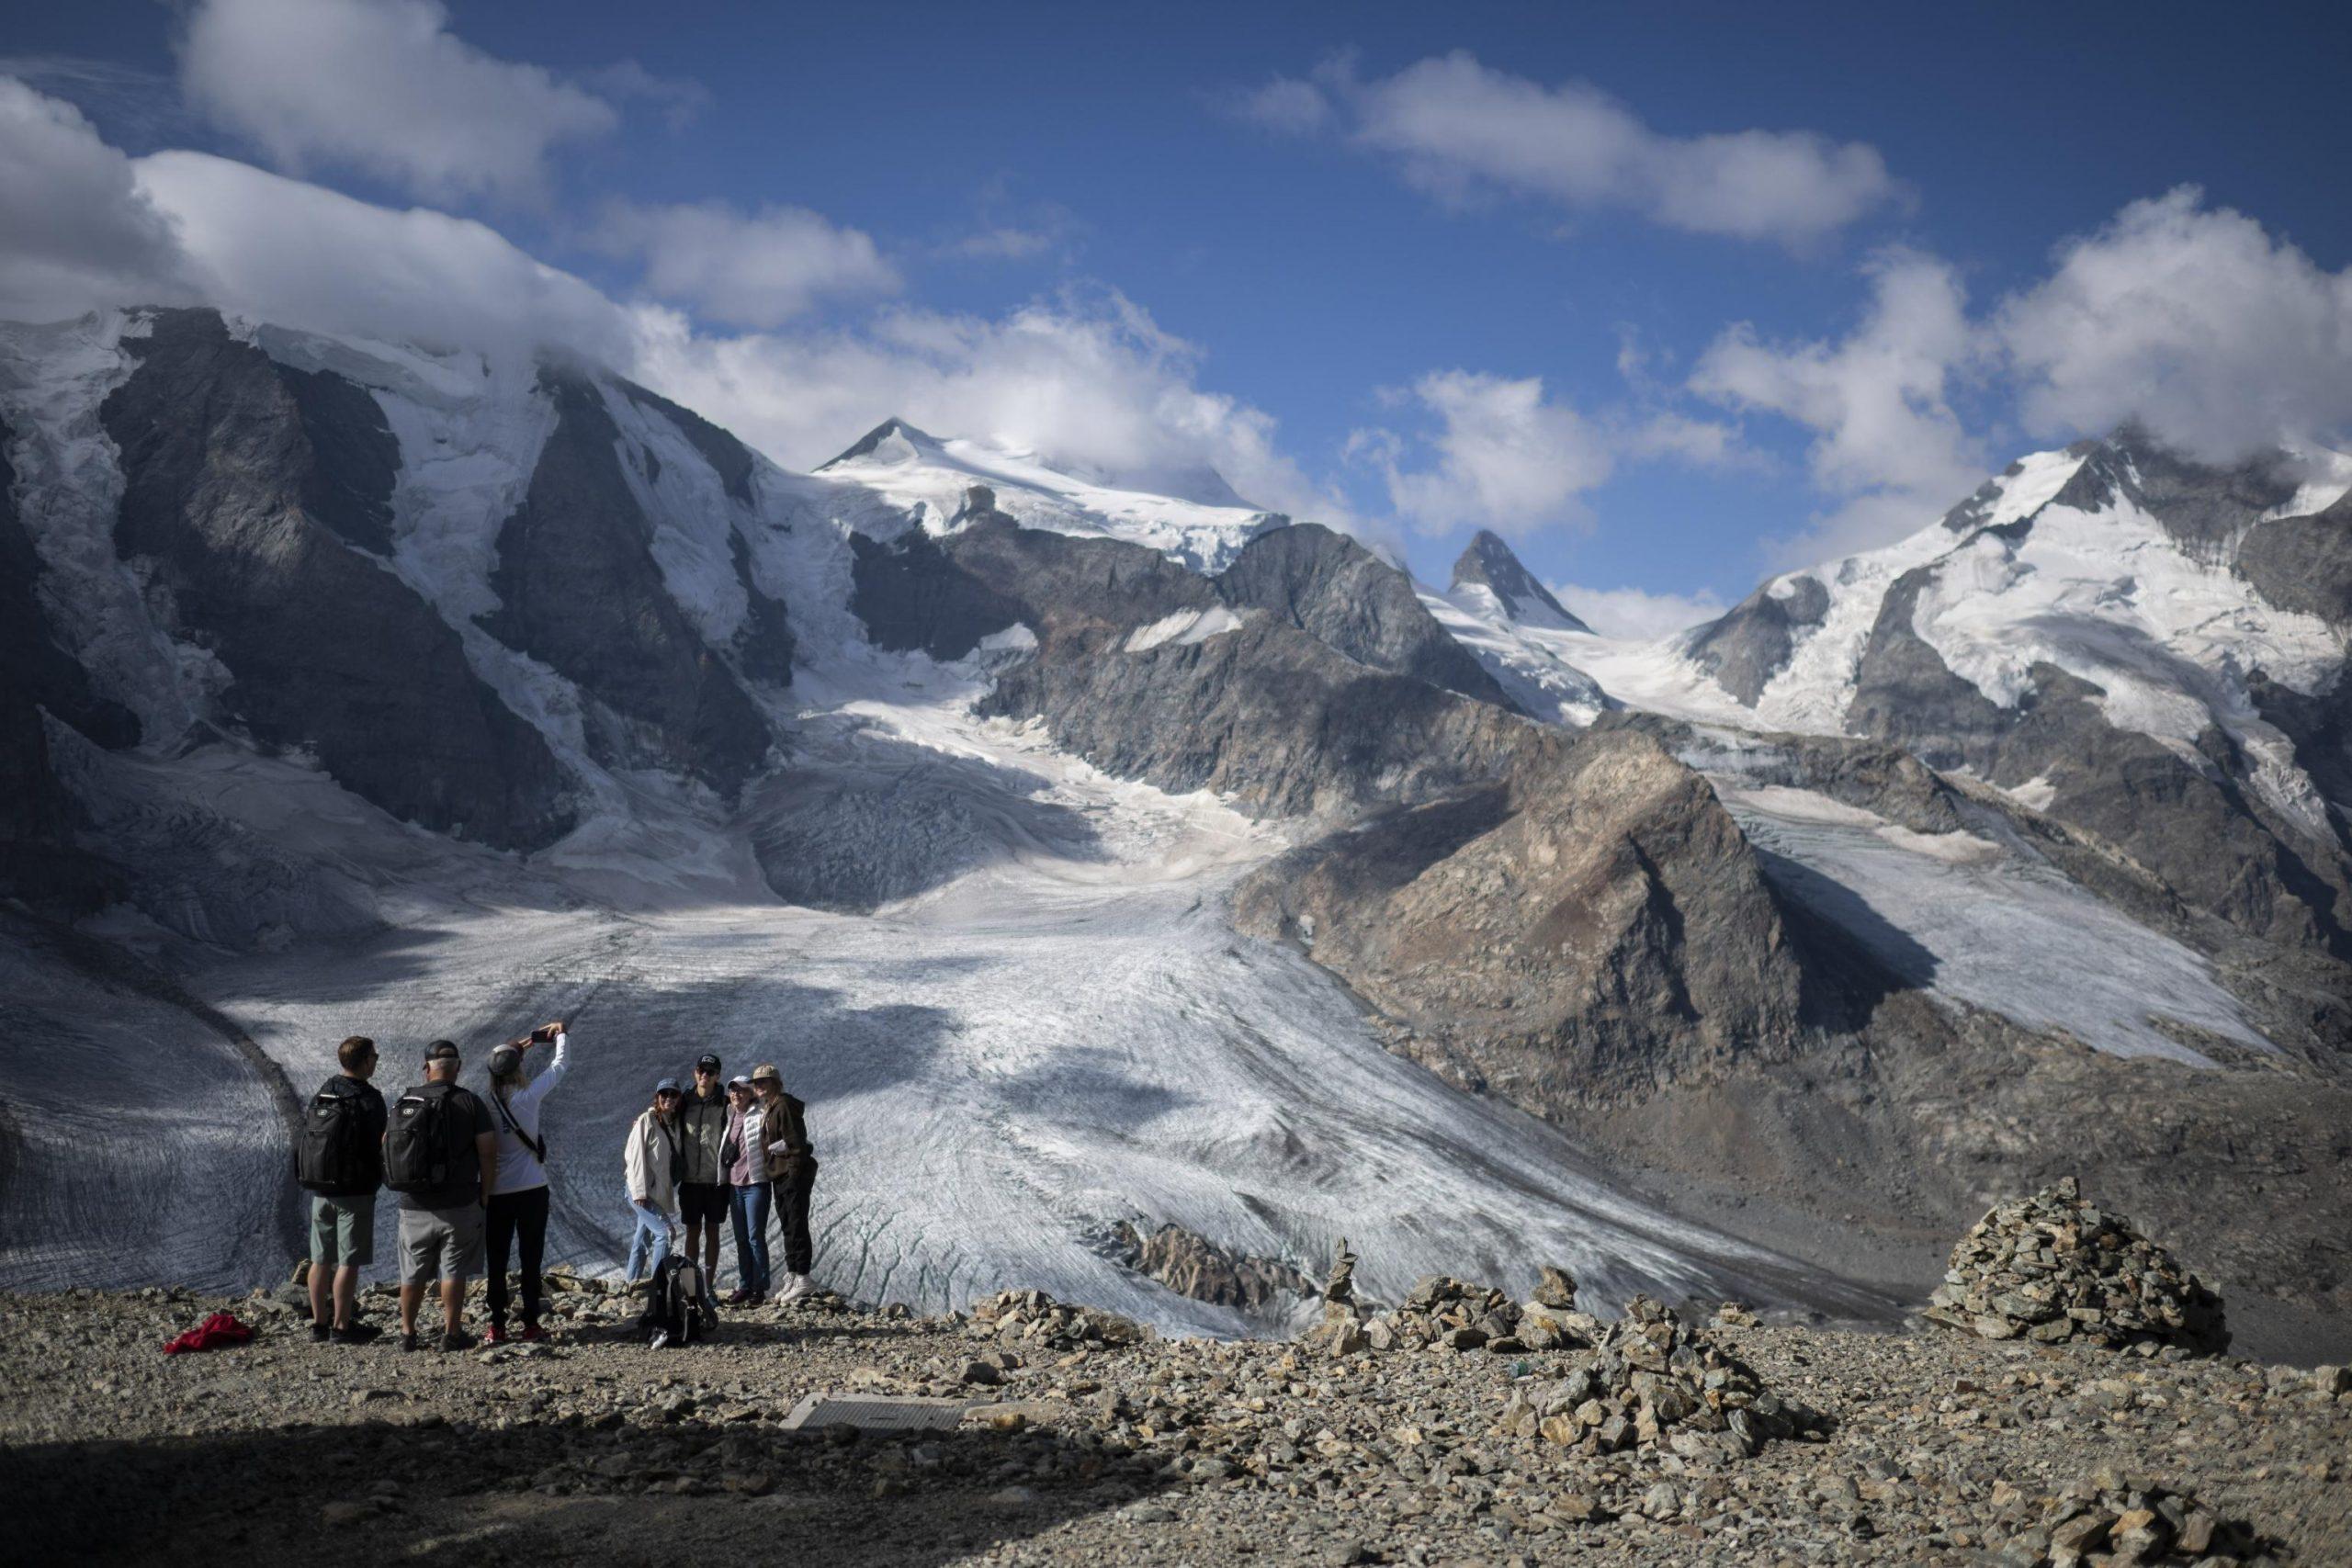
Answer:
[
  {"left": 384, "top": 1085, "right": 459, "bottom": 1194},
  {"left": 641, "top": 1254, "right": 711, "bottom": 1348},
  {"left": 295, "top": 1079, "right": 378, "bottom": 1195}
]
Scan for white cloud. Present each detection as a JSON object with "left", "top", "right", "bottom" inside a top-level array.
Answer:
[
  {"left": 0, "top": 77, "right": 192, "bottom": 321},
  {"left": 595, "top": 200, "right": 899, "bottom": 330},
  {"left": 177, "top": 0, "right": 618, "bottom": 203},
  {"left": 1252, "top": 52, "right": 1899, "bottom": 247},
  {"left": 631, "top": 288, "right": 1355, "bottom": 528},
  {"left": 1996, "top": 186, "right": 2352, "bottom": 462},
  {"left": 1227, "top": 75, "right": 1334, "bottom": 136},
  {"left": 0, "top": 77, "right": 1337, "bottom": 537},
  {"left": 1355, "top": 370, "right": 1616, "bottom": 536},
  {"left": 1550, "top": 581, "right": 1725, "bottom": 640},
  {"left": 1352, "top": 371, "right": 1745, "bottom": 537},
  {"left": 1690, "top": 247, "right": 1984, "bottom": 558},
  {"left": 134, "top": 150, "right": 634, "bottom": 364}
]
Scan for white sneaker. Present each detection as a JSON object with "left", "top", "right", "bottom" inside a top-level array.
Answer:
[{"left": 775, "top": 1272, "right": 813, "bottom": 1303}]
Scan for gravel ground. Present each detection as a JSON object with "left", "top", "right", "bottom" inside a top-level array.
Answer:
[{"left": 1, "top": 1282, "right": 2346, "bottom": 1567}]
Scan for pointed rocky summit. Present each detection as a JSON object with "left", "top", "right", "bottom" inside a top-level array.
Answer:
[{"left": 1450, "top": 529, "right": 1590, "bottom": 631}]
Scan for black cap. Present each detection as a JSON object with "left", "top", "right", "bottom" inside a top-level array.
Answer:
[
  {"left": 695, "top": 1054, "right": 721, "bottom": 1072},
  {"left": 424, "top": 1040, "right": 460, "bottom": 1062}
]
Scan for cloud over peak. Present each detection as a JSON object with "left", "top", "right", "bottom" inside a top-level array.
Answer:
[
  {"left": 1997, "top": 186, "right": 2352, "bottom": 464},
  {"left": 177, "top": 0, "right": 626, "bottom": 203},
  {"left": 594, "top": 200, "right": 900, "bottom": 330},
  {"left": 1242, "top": 52, "right": 1902, "bottom": 247}
]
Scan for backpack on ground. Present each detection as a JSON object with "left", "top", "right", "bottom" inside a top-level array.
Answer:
[
  {"left": 295, "top": 1080, "right": 378, "bottom": 1194},
  {"left": 641, "top": 1254, "right": 710, "bottom": 1348},
  {"left": 383, "top": 1086, "right": 456, "bottom": 1195}
]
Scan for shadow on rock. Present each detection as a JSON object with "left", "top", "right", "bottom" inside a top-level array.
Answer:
[
  {"left": 1754, "top": 847, "right": 1939, "bottom": 1027},
  {"left": 0, "top": 1413, "right": 1180, "bottom": 1568},
  {"left": 747, "top": 729, "right": 1108, "bottom": 913}
]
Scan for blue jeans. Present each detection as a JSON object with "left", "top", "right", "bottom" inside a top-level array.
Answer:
[
  {"left": 624, "top": 1200, "right": 672, "bottom": 1282},
  {"left": 729, "top": 1182, "right": 773, "bottom": 1296}
]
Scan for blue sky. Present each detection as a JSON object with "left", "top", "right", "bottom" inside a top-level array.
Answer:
[{"left": 7, "top": 0, "right": 2351, "bottom": 631}]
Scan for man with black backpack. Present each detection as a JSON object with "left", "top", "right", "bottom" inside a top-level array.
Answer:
[
  {"left": 384, "top": 1039, "right": 497, "bottom": 1353},
  {"left": 296, "top": 1035, "right": 387, "bottom": 1346}
]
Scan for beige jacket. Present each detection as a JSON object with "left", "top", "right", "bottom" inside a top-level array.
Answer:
[{"left": 622, "top": 1110, "right": 682, "bottom": 1218}]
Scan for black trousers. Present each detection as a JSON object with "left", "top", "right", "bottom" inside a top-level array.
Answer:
[
  {"left": 485, "top": 1185, "right": 549, "bottom": 1326},
  {"left": 773, "top": 1160, "right": 816, "bottom": 1276}
]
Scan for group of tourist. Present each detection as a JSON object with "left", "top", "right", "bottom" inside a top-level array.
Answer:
[{"left": 292, "top": 1024, "right": 818, "bottom": 1352}]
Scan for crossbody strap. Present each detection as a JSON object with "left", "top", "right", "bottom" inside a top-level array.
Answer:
[{"left": 492, "top": 1088, "right": 547, "bottom": 1164}]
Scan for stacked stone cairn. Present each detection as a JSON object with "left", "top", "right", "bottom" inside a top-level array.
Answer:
[
  {"left": 1332, "top": 1263, "right": 1597, "bottom": 1355},
  {"left": 966, "top": 1289, "right": 1153, "bottom": 1351},
  {"left": 1924, "top": 1178, "right": 2229, "bottom": 1356},
  {"left": 1495, "top": 1295, "right": 1826, "bottom": 1461},
  {"left": 2007, "top": 1471, "right": 2262, "bottom": 1566}
]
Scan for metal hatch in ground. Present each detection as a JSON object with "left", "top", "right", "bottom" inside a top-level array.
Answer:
[{"left": 781, "top": 1393, "right": 972, "bottom": 1431}]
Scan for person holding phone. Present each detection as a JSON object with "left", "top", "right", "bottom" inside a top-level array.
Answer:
[{"left": 483, "top": 1019, "right": 569, "bottom": 1345}]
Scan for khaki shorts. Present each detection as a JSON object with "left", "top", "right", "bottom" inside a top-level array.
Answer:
[
  {"left": 397, "top": 1204, "right": 485, "bottom": 1285},
  {"left": 310, "top": 1194, "right": 376, "bottom": 1269}
]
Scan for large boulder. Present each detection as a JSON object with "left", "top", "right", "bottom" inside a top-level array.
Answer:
[{"left": 1923, "top": 1177, "right": 2229, "bottom": 1356}]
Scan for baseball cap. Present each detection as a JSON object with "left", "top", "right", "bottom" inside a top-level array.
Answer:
[
  {"left": 487, "top": 1043, "right": 522, "bottom": 1077},
  {"left": 424, "top": 1040, "right": 460, "bottom": 1062},
  {"left": 750, "top": 1063, "right": 781, "bottom": 1084},
  {"left": 695, "top": 1053, "right": 721, "bottom": 1072},
  {"left": 727, "top": 1075, "right": 751, "bottom": 1089},
  {"left": 654, "top": 1077, "right": 683, "bottom": 1096}
]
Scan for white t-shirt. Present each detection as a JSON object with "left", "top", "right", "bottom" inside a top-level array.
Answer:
[{"left": 487, "top": 1032, "right": 569, "bottom": 1195}]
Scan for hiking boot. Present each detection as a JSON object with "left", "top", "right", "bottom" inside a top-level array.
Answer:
[
  {"left": 310, "top": 1320, "right": 332, "bottom": 1344},
  {"left": 481, "top": 1323, "right": 509, "bottom": 1346},
  {"left": 332, "top": 1322, "right": 382, "bottom": 1347},
  {"left": 400, "top": 1331, "right": 422, "bottom": 1354},
  {"left": 743, "top": 1292, "right": 765, "bottom": 1308},
  {"left": 515, "top": 1323, "right": 549, "bottom": 1344},
  {"left": 440, "top": 1327, "right": 477, "bottom": 1353},
  {"left": 723, "top": 1290, "right": 750, "bottom": 1306}
]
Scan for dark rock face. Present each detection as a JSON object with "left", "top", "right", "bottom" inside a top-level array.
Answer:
[
  {"left": 729, "top": 533, "right": 795, "bottom": 684},
  {"left": 1449, "top": 528, "right": 1589, "bottom": 632},
  {"left": 484, "top": 369, "right": 770, "bottom": 797},
  {"left": 1232, "top": 727, "right": 1807, "bottom": 1100},
  {"left": 1844, "top": 569, "right": 2011, "bottom": 758},
  {"left": 272, "top": 362, "right": 398, "bottom": 554},
  {"left": 848, "top": 524, "right": 1043, "bottom": 663},
  {"left": 620, "top": 378, "right": 759, "bottom": 507},
  {"left": 2249, "top": 669, "right": 2352, "bottom": 860},
  {"left": 0, "top": 413, "right": 137, "bottom": 909},
  {"left": 99, "top": 309, "right": 574, "bottom": 852},
  {"left": 847, "top": 510, "right": 1544, "bottom": 818},
  {"left": 1686, "top": 575, "right": 1831, "bottom": 707},
  {"left": 1847, "top": 568, "right": 2352, "bottom": 960},
  {"left": 2044, "top": 430, "right": 2299, "bottom": 561},
  {"left": 1219, "top": 524, "right": 1510, "bottom": 705},
  {"left": 2237, "top": 490, "right": 2352, "bottom": 626},
  {"left": 1107, "top": 1221, "right": 1314, "bottom": 1313}
]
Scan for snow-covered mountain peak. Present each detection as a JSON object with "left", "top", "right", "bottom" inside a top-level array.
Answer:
[
  {"left": 819, "top": 415, "right": 948, "bottom": 471},
  {"left": 810, "top": 412, "right": 1289, "bottom": 574},
  {"left": 1448, "top": 528, "right": 1589, "bottom": 633}
]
